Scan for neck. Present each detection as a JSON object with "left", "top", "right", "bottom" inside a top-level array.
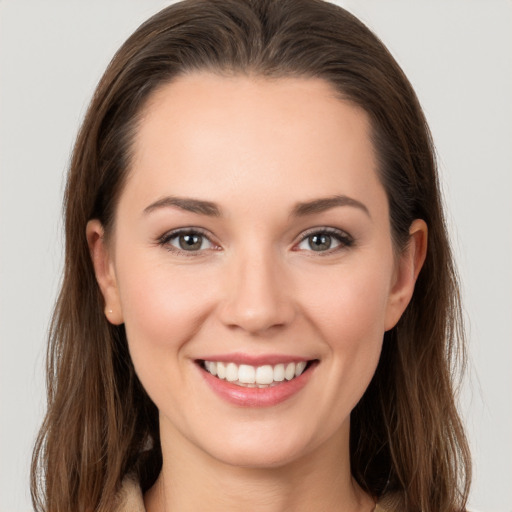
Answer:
[{"left": 144, "top": 418, "right": 373, "bottom": 512}]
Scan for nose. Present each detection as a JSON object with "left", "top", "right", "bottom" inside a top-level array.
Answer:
[{"left": 217, "top": 249, "right": 296, "bottom": 335}]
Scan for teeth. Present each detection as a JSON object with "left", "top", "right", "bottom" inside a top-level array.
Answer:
[
  {"left": 217, "top": 362, "right": 226, "bottom": 379},
  {"left": 238, "top": 364, "right": 256, "bottom": 384},
  {"left": 285, "top": 362, "right": 295, "bottom": 380},
  {"left": 273, "top": 364, "right": 285, "bottom": 382},
  {"left": 205, "top": 361, "right": 217, "bottom": 376},
  {"left": 226, "top": 362, "right": 238, "bottom": 382},
  {"left": 295, "top": 361, "right": 307, "bottom": 377},
  {"left": 203, "top": 360, "right": 309, "bottom": 386},
  {"left": 255, "top": 365, "right": 273, "bottom": 385}
]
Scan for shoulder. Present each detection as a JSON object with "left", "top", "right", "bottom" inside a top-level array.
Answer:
[{"left": 112, "top": 474, "right": 146, "bottom": 512}]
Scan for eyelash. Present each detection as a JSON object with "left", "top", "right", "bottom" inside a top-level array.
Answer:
[
  {"left": 157, "top": 228, "right": 218, "bottom": 256},
  {"left": 157, "top": 227, "right": 354, "bottom": 256},
  {"left": 295, "top": 227, "right": 354, "bottom": 254}
]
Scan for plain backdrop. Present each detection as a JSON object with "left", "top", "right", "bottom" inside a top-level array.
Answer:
[{"left": 0, "top": 1, "right": 511, "bottom": 511}]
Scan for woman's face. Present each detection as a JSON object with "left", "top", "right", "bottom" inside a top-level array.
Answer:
[{"left": 89, "top": 73, "right": 422, "bottom": 468}]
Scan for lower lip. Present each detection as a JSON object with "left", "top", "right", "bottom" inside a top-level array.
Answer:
[{"left": 198, "top": 362, "right": 316, "bottom": 407}]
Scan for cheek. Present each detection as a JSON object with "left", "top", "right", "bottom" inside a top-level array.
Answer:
[
  {"left": 300, "top": 258, "right": 393, "bottom": 344},
  {"left": 118, "top": 255, "right": 213, "bottom": 337},
  {"left": 297, "top": 257, "right": 392, "bottom": 399},
  {"left": 115, "top": 254, "right": 218, "bottom": 390}
]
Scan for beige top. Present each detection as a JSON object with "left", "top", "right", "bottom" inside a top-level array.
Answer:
[
  {"left": 113, "top": 476, "right": 145, "bottom": 512},
  {"left": 112, "top": 475, "right": 399, "bottom": 512}
]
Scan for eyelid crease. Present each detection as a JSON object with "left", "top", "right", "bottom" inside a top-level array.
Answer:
[
  {"left": 297, "top": 226, "right": 354, "bottom": 242},
  {"left": 157, "top": 226, "right": 211, "bottom": 243}
]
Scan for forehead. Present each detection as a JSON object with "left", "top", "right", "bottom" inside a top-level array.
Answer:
[{"left": 124, "top": 72, "right": 384, "bottom": 216}]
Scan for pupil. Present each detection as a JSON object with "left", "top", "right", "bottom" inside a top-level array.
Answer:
[
  {"left": 310, "top": 234, "right": 331, "bottom": 251},
  {"left": 179, "top": 234, "right": 202, "bottom": 250}
]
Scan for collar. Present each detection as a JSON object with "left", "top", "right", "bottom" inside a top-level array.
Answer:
[
  {"left": 113, "top": 475, "right": 145, "bottom": 512},
  {"left": 113, "top": 476, "right": 398, "bottom": 512}
]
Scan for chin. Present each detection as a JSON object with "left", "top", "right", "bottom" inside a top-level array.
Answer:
[
  {"left": 209, "top": 441, "right": 308, "bottom": 470},
  {"left": 192, "top": 421, "right": 335, "bottom": 471}
]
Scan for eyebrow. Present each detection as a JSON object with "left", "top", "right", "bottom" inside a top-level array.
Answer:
[
  {"left": 143, "top": 196, "right": 221, "bottom": 216},
  {"left": 142, "top": 194, "right": 370, "bottom": 218},
  {"left": 292, "top": 195, "right": 370, "bottom": 218}
]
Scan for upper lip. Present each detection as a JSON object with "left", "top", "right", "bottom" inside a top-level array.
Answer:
[{"left": 196, "top": 352, "right": 315, "bottom": 366}]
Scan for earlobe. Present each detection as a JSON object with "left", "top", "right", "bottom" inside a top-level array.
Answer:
[
  {"left": 86, "top": 220, "right": 124, "bottom": 325},
  {"left": 384, "top": 219, "right": 428, "bottom": 331}
]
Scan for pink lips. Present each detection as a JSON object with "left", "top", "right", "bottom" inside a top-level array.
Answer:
[{"left": 197, "top": 355, "right": 316, "bottom": 407}]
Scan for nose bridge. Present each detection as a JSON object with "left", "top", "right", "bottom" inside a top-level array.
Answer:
[{"left": 219, "top": 241, "right": 294, "bottom": 334}]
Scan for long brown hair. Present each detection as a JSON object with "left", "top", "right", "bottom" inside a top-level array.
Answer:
[{"left": 31, "top": 1, "right": 471, "bottom": 510}]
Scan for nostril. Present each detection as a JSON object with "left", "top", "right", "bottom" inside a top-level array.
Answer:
[{"left": 219, "top": 302, "right": 296, "bottom": 335}]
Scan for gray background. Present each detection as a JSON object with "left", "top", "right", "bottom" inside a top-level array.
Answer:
[{"left": 1, "top": 1, "right": 511, "bottom": 511}]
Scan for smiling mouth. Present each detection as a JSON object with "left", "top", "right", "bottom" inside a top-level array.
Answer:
[{"left": 198, "top": 360, "right": 317, "bottom": 388}]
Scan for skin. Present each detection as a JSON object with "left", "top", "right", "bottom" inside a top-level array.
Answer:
[{"left": 88, "top": 73, "right": 427, "bottom": 512}]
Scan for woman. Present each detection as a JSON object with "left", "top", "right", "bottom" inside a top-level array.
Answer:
[{"left": 31, "top": 0, "right": 471, "bottom": 511}]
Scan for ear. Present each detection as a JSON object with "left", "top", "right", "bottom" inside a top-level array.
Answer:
[
  {"left": 86, "top": 220, "right": 124, "bottom": 325},
  {"left": 384, "top": 219, "right": 428, "bottom": 331}
]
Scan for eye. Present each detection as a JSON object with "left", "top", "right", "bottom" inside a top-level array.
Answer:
[
  {"left": 296, "top": 228, "right": 353, "bottom": 253},
  {"left": 159, "top": 229, "right": 216, "bottom": 253}
]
